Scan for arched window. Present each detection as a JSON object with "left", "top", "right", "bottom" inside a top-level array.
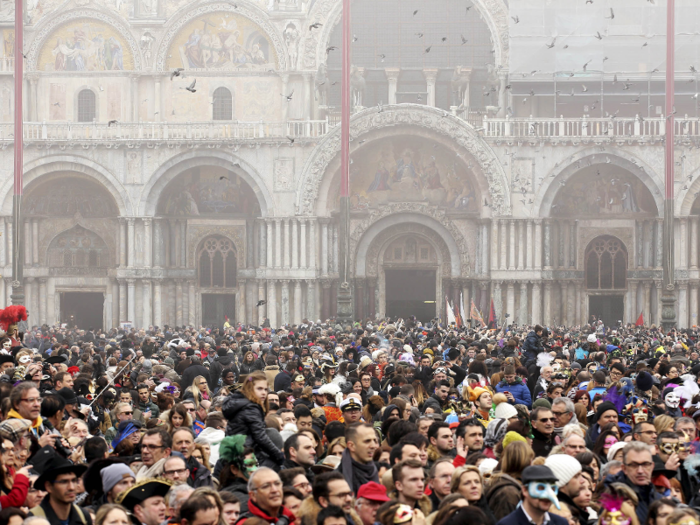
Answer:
[
  {"left": 48, "top": 226, "right": 110, "bottom": 271},
  {"left": 585, "top": 236, "right": 627, "bottom": 290},
  {"left": 212, "top": 87, "right": 233, "bottom": 121},
  {"left": 77, "top": 90, "right": 96, "bottom": 122},
  {"left": 198, "top": 236, "right": 237, "bottom": 288}
]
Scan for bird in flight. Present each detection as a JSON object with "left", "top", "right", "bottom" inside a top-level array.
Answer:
[
  {"left": 170, "top": 68, "right": 184, "bottom": 80},
  {"left": 413, "top": 9, "right": 419, "bottom": 15},
  {"left": 326, "top": 46, "right": 337, "bottom": 54},
  {"left": 461, "top": 35, "right": 468, "bottom": 45},
  {"left": 595, "top": 32, "right": 603, "bottom": 40},
  {"left": 309, "top": 22, "right": 322, "bottom": 30},
  {"left": 512, "top": 15, "right": 520, "bottom": 24},
  {"left": 186, "top": 79, "right": 196, "bottom": 92},
  {"left": 108, "top": 120, "right": 118, "bottom": 127},
  {"left": 605, "top": 8, "right": 614, "bottom": 19},
  {"left": 282, "top": 90, "right": 294, "bottom": 101},
  {"left": 256, "top": 300, "right": 267, "bottom": 307}
]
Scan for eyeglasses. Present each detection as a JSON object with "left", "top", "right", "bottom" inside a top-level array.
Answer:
[
  {"left": 164, "top": 468, "right": 188, "bottom": 476},
  {"left": 141, "top": 444, "right": 165, "bottom": 451},
  {"left": 122, "top": 411, "right": 133, "bottom": 415},
  {"left": 330, "top": 491, "right": 354, "bottom": 499},
  {"left": 625, "top": 461, "right": 653, "bottom": 470},
  {"left": 21, "top": 398, "right": 41, "bottom": 404},
  {"left": 294, "top": 481, "right": 311, "bottom": 491},
  {"left": 537, "top": 417, "right": 556, "bottom": 423},
  {"left": 551, "top": 411, "right": 570, "bottom": 417}
]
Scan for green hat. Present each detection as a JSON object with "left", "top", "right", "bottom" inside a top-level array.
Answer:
[{"left": 532, "top": 398, "right": 552, "bottom": 410}]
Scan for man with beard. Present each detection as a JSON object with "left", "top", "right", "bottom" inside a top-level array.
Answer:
[
  {"left": 545, "top": 455, "right": 586, "bottom": 525},
  {"left": 454, "top": 419, "right": 484, "bottom": 465},
  {"left": 531, "top": 407, "right": 556, "bottom": 458},
  {"left": 426, "top": 422, "right": 455, "bottom": 466},
  {"left": 421, "top": 381, "right": 450, "bottom": 415}
]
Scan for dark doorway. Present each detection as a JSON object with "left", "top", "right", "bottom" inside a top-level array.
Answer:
[
  {"left": 588, "top": 295, "right": 624, "bottom": 328},
  {"left": 60, "top": 292, "right": 103, "bottom": 329},
  {"left": 202, "top": 294, "right": 236, "bottom": 327},
  {"left": 385, "top": 269, "right": 436, "bottom": 322}
]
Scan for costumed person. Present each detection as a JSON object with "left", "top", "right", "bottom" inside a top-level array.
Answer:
[
  {"left": 0, "top": 306, "right": 27, "bottom": 347},
  {"left": 598, "top": 489, "right": 641, "bottom": 525},
  {"left": 318, "top": 383, "right": 343, "bottom": 423},
  {"left": 218, "top": 435, "right": 259, "bottom": 514},
  {"left": 662, "top": 388, "right": 683, "bottom": 419}
]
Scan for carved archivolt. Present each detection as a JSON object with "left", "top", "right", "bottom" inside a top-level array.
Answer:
[
  {"left": 26, "top": 9, "right": 142, "bottom": 71},
  {"left": 350, "top": 203, "right": 470, "bottom": 278},
  {"left": 155, "top": 2, "right": 288, "bottom": 72},
  {"left": 296, "top": 105, "right": 510, "bottom": 216},
  {"left": 364, "top": 224, "right": 451, "bottom": 279},
  {"left": 300, "top": 0, "right": 509, "bottom": 71}
]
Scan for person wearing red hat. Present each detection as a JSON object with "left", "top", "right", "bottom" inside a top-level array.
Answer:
[{"left": 354, "top": 482, "right": 390, "bottom": 525}]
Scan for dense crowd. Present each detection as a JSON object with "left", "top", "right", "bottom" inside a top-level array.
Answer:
[{"left": 0, "top": 312, "right": 699, "bottom": 525}]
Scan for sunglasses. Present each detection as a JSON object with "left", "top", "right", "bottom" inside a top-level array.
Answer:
[{"left": 537, "top": 417, "right": 556, "bottom": 423}]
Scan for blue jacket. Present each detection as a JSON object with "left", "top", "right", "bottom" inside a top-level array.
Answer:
[
  {"left": 496, "top": 506, "right": 568, "bottom": 525},
  {"left": 495, "top": 378, "right": 532, "bottom": 408}
]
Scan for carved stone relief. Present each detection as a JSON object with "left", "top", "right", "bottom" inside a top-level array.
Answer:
[
  {"left": 186, "top": 224, "right": 245, "bottom": 269},
  {"left": 297, "top": 105, "right": 510, "bottom": 216},
  {"left": 273, "top": 157, "right": 295, "bottom": 191}
]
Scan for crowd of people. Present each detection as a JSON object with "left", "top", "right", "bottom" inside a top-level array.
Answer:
[{"left": 0, "top": 313, "right": 699, "bottom": 525}]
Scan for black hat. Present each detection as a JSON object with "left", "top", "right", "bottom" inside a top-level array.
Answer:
[
  {"left": 32, "top": 446, "right": 88, "bottom": 490},
  {"left": 0, "top": 355, "right": 13, "bottom": 365},
  {"left": 45, "top": 355, "right": 69, "bottom": 365},
  {"left": 595, "top": 401, "right": 618, "bottom": 422},
  {"left": 57, "top": 387, "right": 78, "bottom": 405},
  {"left": 521, "top": 465, "right": 559, "bottom": 484},
  {"left": 115, "top": 479, "right": 172, "bottom": 511}
]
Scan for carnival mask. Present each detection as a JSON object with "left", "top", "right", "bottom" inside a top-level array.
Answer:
[
  {"left": 604, "top": 436, "right": 618, "bottom": 448},
  {"left": 602, "top": 511, "right": 632, "bottom": 525},
  {"left": 526, "top": 481, "right": 560, "bottom": 510},
  {"left": 2, "top": 341, "right": 10, "bottom": 350},
  {"left": 393, "top": 505, "right": 414, "bottom": 524},
  {"left": 669, "top": 521, "right": 699, "bottom": 525},
  {"left": 665, "top": 391, "right": 681, "bottom": 409},
  {"left": 659, "top": 442, "right": 691, "bottom": 455},
  {"left": 243, "top": 455, "right": 259, "bottom": 476}
]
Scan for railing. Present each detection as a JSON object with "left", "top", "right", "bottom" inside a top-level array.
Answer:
[
  {"left": 0, "top": 119, "right": 330, "bottom": 141},
  {"left": 480, "top": 116, "right": 700, "bottom": 138}
]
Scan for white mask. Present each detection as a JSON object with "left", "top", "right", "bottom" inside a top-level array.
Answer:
[{"left": 665, "top": 391, "right": 681, "bottom": 409}]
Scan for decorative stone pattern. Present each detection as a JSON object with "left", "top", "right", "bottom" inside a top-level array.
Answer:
[
  {"left": 296, "top": 105, "right": 511, "bottom": 216},
  {"left": 186, "top": 224, "right": 246, "bottom": 269}
]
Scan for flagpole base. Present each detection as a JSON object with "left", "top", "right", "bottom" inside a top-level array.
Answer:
[
  {"left": 336, "top": 281, "right": 353, "bottom": 326},
  {"left": 661, "top": 285, "right": 677, "bottom": 330}
]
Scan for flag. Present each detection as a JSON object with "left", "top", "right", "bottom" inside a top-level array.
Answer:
[
  {"left": 455, "top": 298, "right": 462, "bottom": 327},
  {"left": 446, "top": 297, "right": 456, "bottom": 325},
  {"left": 460, "top": 292, "right": 466, "bottom": 328},
  {"left": 635, "top": 311, "right": 644, "bottom": 327},
  {"left": 470, "top": 300, "right": 485, "bottom": 327},
  {"left": 488, "top": 298, "right": 497, "bottom": 329}
]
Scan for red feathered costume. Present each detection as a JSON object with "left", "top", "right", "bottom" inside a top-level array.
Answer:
[{"left": 0, "top": 305, "right": 27, "bottom": 346}]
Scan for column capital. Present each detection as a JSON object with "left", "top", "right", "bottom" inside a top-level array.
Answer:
[
  {"left": 39, "top": 278, "right": 47, "bottom": 284},
  {"left": 142, "top": 278, "right": 151, "bottom": 285},
  {"left": 655, "top": 280, "right": 663, "bottom": 289},
  {"left": 126, "top": 278, "right": 136, "bottom": 285},
  {"left": 126, "top": 217, "right": 135, "bottom": 225},
  {"left": 143, "top": 217, "right": 152, "bottom": 225},
  {"left": 423, "top": 68, "right": 438, "bottom": 83},
  {"left": 280, "top": 279, "right": 290, "bottom": 285},
  {"left": 385, "top": 68, "right": 401, "bottom": 81}
]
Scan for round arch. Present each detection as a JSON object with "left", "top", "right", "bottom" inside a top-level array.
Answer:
[
  {"left": 139, "top": 150, "right": 273, "bottom": 217},
  {"left": 154, "top": 1, "right": 288, "bottom": 72},
  {"left": 0, "top": 155, "right": 131, "bottom": 216},
  {"left": 300, "top": 0, "right": 509, "bottom": 72},
  {"left": 25, "top": 8, "right": 143, "bottom": 71},
  {"left": 678, "top": 165, "right": 700, "bottom": 215},
  {"left": 354, "top": 212, "right": 463, "bottom": 279},
  {"left": 534, "top": 149, "right": 663, "bottom": 218},
  {"left": 296, "top": 104, "right": 510, "bottom": 217},
  {"left": 196, "top": 234, "right": 238, "bottom": 289},
  {"left": 46, "top": 224, "right": 112, "bottom": 271}
]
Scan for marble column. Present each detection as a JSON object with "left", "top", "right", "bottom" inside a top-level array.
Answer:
[
  {"left": 119, "top": 219, "right": 127, "bottom": 267},
  {"left": 490, "top": 219, "right": 499, "bottom": 271},
  {"left": 526, "top": 220, "right": 533, "bottom": 269},
  {"left": 321, "top": 221, "right": 329, "bottom": 276},
  {"left": 24, "top": 220, "right": 31, "bottom": 266},
  {"left": 681, "top": 219, "right": 688, "bottom": 269},
  {"left": 645, "top": 282, "right": 654, "bottom": 324},
  {"left": 300, "top": 219, "right": 308, "bottom": 269},
  {"left": 493, "top": 281, "right": 503, "bottom": 325},
  {"left": 679, "top": 283, "right": 688, "bottom": 328},
  {"left": 368, "top": 278, "right": 377, "bottom": 319},
  {"left": 481, "top": 222, "right": 489, "bottom": 275},
  {"left": 131, "top": 75, "right": 139, "bottom": 121},
  {"left": 567, "top": 282, "right": 576, "bottom": 326},
  {"left": 32, "top": 219, "right": 39, "bottom": 267},
  {"left": 275, "top": 220, "right": 282, "bottom": 268},
  {"left": 175, "top": 280, "right": 183, "bottom": 326},
  {"left": 385, "top": 68, "right": 400, "bottom": 105},
  {"left": 321, "top": 281, "right": 331, "bottom": 320},
  {"left": 154, "top": 219, "right": 164, "bottom": 267},
  {"left": 266, "top": 220, "right": 273, "bottom": 268},
  {"left": 268, "top": 280, "right": 278, "bottom": 328},
  {"left": 506, "top": 282, "right": 515, "bottom": 325},
  {"left": 118, "top": 280, "right": 127, "bottom": 323},
  {"left": 281, "top": 280, "right": 290, "bottom": 326},
  {"left": 517, "top": 221, "right": 525, "bottom": 270},
  {"left": 292, "top": 219, "right": 299, "bottom": 269},
  {"left": 423, "top": 69, "right": 438, "bottom": 107},
  {"left": 569, "top": 221, "right": 576, "bottom": 268},
  {"left": 179, "top": 221, "right": 187, "bottom": 268},
  {"left": 238, "top": 280, "right": 246, "bottom": 325},
  {"left": 258, "top": 281, "right": 267, "bottom": 322},
  {"left": 310, "top": 220, "right": 317, "bottom": 270},
  {"left": 127, "top": 218, "right": 135, "bottom": 268},
  {"left": 508, "top": 221, "right": 516, "bottom": 270},
  {"left": 499, "top": 222, "right": 507, "bottom": 270},
  {"left": 628, "top": 281, "right": 639, "bottom": 324},
  {"left": 692, "top": 217, "right": 699, "bottom": 270},
  {"left": 154, "top": 280, "right": 162, "bottom": 327},
  {"left": 543, "top": 221, "right": 552, "bottom": 269},
  {"left": 294, "top": 280, "right": 303, "bottom": 325},
  {"left": 356, "top": 279, "right": 365, "bottom": 320},
  {"left": 307, "top": 280, "right": 316, "bottom": 321},
  {"left": 127, "top": 279, "right": 136, "bottom": 324},
  {"left": 534, "top": 220, "right": 543, "bottom": 269},
  {"left": 656, "top": 219, "right": 664, "bottom": 268},
  {"left": 543, "top": 282, "right": 552, "bottom": 325},
  {"left": 257, "top": 220, "right": 265, "bottom": 268},
  {"left": 39, "top": 278, "right": 47, "bottom": 326},
  {"left": 189, "top": 281, "right": 196, "bottom": 326},
  {"left": 519, "top": 281, "right": 528, "bottom": 325},
  {"left": 142, "top": 279, "right": 152, "bottom": 328},
  {"left": 560, "top": 282, "right": 568, "bottom": 326},
  {"left": 283, "top": 219, "right": 290, "bottom": 269},
  {"left": 143, "top": 218, "right": 153, "bottom": 268}
]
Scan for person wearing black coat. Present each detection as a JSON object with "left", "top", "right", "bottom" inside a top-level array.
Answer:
[
  {"left": 181, "top": 360, "right": 210, "bottom": 390},
  {"left": 522, "top": 326, "right": 545, "bottom": 368},
  {"left": 209, "top": 348, "right": 234, "bottom": 390},
  {"left": 222, "top": 374, "right": 285, "bottom": 470}
]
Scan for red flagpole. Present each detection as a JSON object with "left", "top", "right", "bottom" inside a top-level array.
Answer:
[{"left": 11, "top": 0, "right": 25, "bottom": 305}]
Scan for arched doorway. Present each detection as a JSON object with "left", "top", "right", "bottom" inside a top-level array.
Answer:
[
  {"left": 197, "top": 236, "right": 237, "bottom": 326},
  {"left": 585, "top": 235, "right": 628, "bottom": 326}
]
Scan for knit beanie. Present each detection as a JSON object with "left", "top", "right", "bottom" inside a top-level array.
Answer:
[
  {"left": 607, "top": 442, "right": 627, "bottom": 462},
  {"left": 636, "top": 371, "right": 653, "bottom": 392},
  {"left": 494, "top": 401, "right": 518, "bottom": 420},
  {"left": 544, "top": 454, "right": 582, "bottom": 488},
  {"left": 502, "top": 431, "right": 527, "bottom": 449},
  {"left": 595, "top": 401, "right": 618, "bottom": 422},
  {"left": 533, "top": 398, "right": 552, "bottom": 410},
  {"left": 100, "top": 463, "right": 135, "bottom": 494}
]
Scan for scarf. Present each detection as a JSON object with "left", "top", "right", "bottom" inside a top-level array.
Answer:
[
  {"left": 484, "top": 418, "right": 507, "bottom": 448},
  {"left": 340, "top": 448, "right": 378, "bottom": 494},
  {"left": 136, "top": 457, "right": 167, "bottom": 481},
  {"left": 554, "top": 412, "right": 580, "bottom": 437},
  {"left": 8, "top": 409, "right": 42, "bottom": 436}
]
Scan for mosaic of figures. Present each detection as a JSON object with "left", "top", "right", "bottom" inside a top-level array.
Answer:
[
  {"left": 25, "top": 177, "right": 118, "bottom": 218},
  {"left": 332, "top": 136, "right": 480, "bottom": 212},
  {"left": 551, "top": 166, "right": 657, "bottom": 217},
  {"left": 38, "top": 19, "right": 133, "bottom": 71},
  {"left": 0, "top": 29, "right": 13, "bottom": 60},
  {"left": 157, "top": 167, "right": 261, "bottom": 217},
  {"left": 166, "top": 12, "right": 277, "bottom": 71}
]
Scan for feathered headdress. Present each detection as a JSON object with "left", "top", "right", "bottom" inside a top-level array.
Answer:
[
  {"left": 674, "top": 374, "right": 700, "bottom": 410},
  {"left": 536, "top": 352, "right": 554, "bottom": 370},
  {"left": 219, "top": 435, "right": 248, "bottom": 470},
  {"left": 0, "top": 305, "right": 27, "bottom": 332},
  {"left": 599, "top": 493, "right": 625, "bottom": 513}
]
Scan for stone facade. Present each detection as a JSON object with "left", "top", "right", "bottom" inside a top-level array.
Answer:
[{"left": 0, "top": 0, "right": 698, "bottom": 328}]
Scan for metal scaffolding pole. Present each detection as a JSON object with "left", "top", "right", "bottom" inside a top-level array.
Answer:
[
  {"left": 661, "top": 0, "right": 676, "bottom": 329},
  {"left": 11, "top": 0, "right": 24, "bottom": 307}
]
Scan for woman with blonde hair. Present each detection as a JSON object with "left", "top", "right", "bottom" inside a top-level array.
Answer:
[
  {"left": 451, "top": 466, "right": 496, "bottom": 525},
  {"left": 222, "top": 370, "right": 284, "bottom": 469},
  {"left": 654, "top": 415, "right": 675, "bottom": 435},
  {"left": 486, "top": 441, "right": 533, "bottom": 521},
  {"left": 327, "top": 437, "right": 346, "bottom": 457},
  {"left": 95, "top": 504, "right": 130, "bottom": 525},
  {"left": 184, "top": 375, "right": 210, "bottom": 407}
]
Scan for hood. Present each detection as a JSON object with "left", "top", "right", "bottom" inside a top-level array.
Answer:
[
  {"left": 216, "top": 355, "right": 233, "bottom": 365},
  {"left": 225, "top": 391, "right": 256, "bottom": 418}
]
